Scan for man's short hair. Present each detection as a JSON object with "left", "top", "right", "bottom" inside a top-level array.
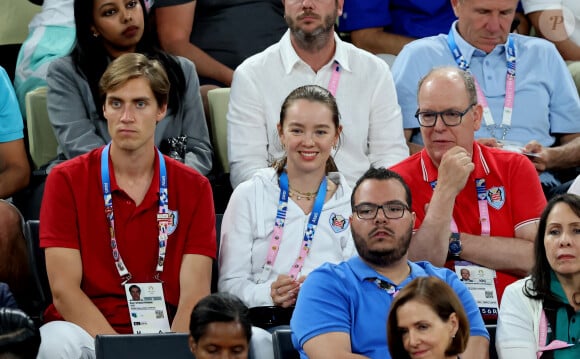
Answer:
[
  {"left": 417, "top": 67, "right": 477, "bottom": 106},
  {"left": 99, "top": 53, "right": 170, "bottom": 108},
  {"left": 351, "top": 167, "right": 412, "bottom": 209}
]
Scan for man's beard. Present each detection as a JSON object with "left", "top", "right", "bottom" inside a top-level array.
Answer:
[
  {"left": 352, "top": 223, "right": 412, "bottom": 267},
  {"left": 285, "top": 10, "right": 337, "bottom": 52}
]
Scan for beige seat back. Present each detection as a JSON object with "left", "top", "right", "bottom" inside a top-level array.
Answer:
[
  {"left": 207, "top": 88, "right": 230, "bottom": 173},
  {"left": 26, "top": 86, "right": 58, "bottom": 169}
]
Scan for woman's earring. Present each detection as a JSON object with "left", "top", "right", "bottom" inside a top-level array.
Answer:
[{"left": 92, "top": 32, "right": 99, "bottom": 38}]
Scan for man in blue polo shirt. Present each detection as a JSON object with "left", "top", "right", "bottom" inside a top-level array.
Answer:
[
  {"left": 290, "top": 167, "right": 489, "bottom": 359},
  {"left": 392, "top": 0, "right": 580, "bottom": 194}
]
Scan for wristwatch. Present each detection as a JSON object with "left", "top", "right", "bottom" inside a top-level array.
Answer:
[{"left": 448, "top": 232, "right": 462, "bottom": 257}]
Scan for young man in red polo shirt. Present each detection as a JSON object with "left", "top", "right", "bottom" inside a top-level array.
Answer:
[
  {"left": 37, "top": 53, "right": 216, "bottom": 358},
  {"left": 391, "top": 67, "right": 546, "bottom": 318}
]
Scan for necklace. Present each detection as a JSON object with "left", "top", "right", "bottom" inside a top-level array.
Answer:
[
  {"left": 573, "top": 292, "right": 580, "bottom": 306},
  {"left": 289, "top": 186, "right": 319, "bottom": 201}
]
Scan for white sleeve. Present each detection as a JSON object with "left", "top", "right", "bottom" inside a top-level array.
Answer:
[
  {"left": 367, "top": 65, "right": 408, "bottom": 168},
  {"left": 227, "top": 67, "right": 270, "bottom": 189},
  {"left": 496, "top": 282, "right": 539, "bottom": 359},
  {"left": 217, "top": 182, "right": 274, "bottom": 307},
  {"left": 521, "top": 0, "right": 562, "bottom": 14}
]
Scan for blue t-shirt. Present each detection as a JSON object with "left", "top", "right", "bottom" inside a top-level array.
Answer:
[
  {"left": 339, "top": 0, "right": 455, "bottom": 38},
  {"left": 0, "top": 66, "right": 24, "bottom": 143},
  {"left": 291, "top": 257, "right": 488, "bottom": 359}
]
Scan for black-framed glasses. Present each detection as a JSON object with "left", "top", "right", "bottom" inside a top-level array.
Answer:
[
  {"left": 353, "top": 202, "right": 409, "bottom": 220},
  {"left": 414, "top": 103, "right": 476, "bottom": 127}
]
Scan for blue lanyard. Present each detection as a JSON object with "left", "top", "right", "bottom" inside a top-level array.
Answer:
[
  {"left": 263, "top": 172, "right": 327, "bottom": 280},
  {"left": 447, "top": 30, "right": 516, "bottom": 140},
  {"left": 447, "top": 30, "right": 515, "bottom": 73},
  {"left": 101, "top": 143, "right": 169, "bottom": 284}
]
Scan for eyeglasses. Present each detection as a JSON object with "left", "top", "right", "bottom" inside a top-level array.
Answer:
[
  {"left": 353, "top": 202, "right": 409, "bottom": 220},
  {"left": 414, "top": 103, "right": 476, "bottom": 127}
]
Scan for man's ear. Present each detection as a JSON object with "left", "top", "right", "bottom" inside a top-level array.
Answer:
[
  {"left": 450, "top": 0, "right": 461, "bottom": 17},
  {"left": 337, "top": 0, "right": 344, "bottom": 17},
  {"left": 156, "top": 103, "right": 168, "bottom": 123},
  {"left": 472, "top": 103, "right": 483, "bottom": 131}
]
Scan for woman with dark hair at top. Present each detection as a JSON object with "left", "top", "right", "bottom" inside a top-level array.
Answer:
[
  {"left": 497, "top": 193, "right": 580, "bottom": 358},
  {"left": 46, "top": 0, "right": 212, "bottom": 174},
  {"left": 387, "top": 276, "right": 470, "bottom": 359},
  {"left": 218, "top": 85, "right": 355, "bottom": 313},
  {"left": 190, "top": 293, "right": 274, "bottom": 359}
]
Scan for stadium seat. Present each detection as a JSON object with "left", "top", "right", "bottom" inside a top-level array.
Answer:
[
  {"left": 95, "top": 333, "right": 193, "bottom": 359},
  {"left": 272, "top": 327, "right": 299, "bottom": 359},
  {"left": 487, "top": 324, "right": 497, "bottom": 359},
  {"left": 211, "top": 213, "right": 222, "bottom": 293},
  {"left": 25, "top": 86, "right": 58, "bottom": 169},
  {"left": 207, "top": 88, "right": 230, "bottom": 173},
  {"left": 23, "top": 219, "right": 50, "bottom": 321}
]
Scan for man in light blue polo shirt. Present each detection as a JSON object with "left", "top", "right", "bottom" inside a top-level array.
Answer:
[
  {"left": 0, "top": 65, "right": 31, "bottom": 300},
  {"left": 392, "top": 0, "right": 580, "bottom": 194},
  {"left": 290, "top": 167, "right": 489, "bottom": 359}
]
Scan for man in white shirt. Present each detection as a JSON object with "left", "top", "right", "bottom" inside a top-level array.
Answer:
[{"left": 227, "top": 0, "right": 408, "bottom": 188}]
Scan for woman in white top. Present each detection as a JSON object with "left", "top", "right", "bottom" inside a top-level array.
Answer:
[
  {"left": 496, "top": 193, "right": 580, "bottom": 358},
  {"left": 218, "top": 85, "right": 355, "bottom": 308}
]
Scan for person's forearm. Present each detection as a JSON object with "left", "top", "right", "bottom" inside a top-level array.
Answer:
[
  {"left": 163, "top": 41, "right": 233, "bottom": 86},
  {"left": 553, "top": 38, "right": 580, "bottom": 61},
  {"left": 460, "top": 233, "right": 534, "bottom": 277},
  {"left": 529, "top": 11, "right": 580, "bottom": 60},
  {"left": 461, "top": 336, "right": 490, "bottom": 359},
  {"left": 53, "top": 288, "right": 116, "bottom": 337},
  {"left": 351, "top": 28, "right": 414, "bottom": 55},
  {"left": 409, "top": 187, "right": 458, "bottom": 266},
  {"left": 0, "top": 166, "right": 29, "bottom": 198},
  {"left": 171, "top": 299, "right": 199, "bottom": 333},
  {"left": 171, "top": 289, "right": 209, "bottom": 333},
  {"left": 546, "top": 136, "right": 580, "bottom": 170},
  {"left": 171, "top": 254, "right": 212, "bottom": 332}
]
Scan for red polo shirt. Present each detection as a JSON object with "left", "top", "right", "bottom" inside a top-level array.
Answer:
[
  {"left": 391, "top": 143, "right": 546, "bottom": 302},
  {"left": 40, "top": 146, "right": 216, "bottom": 333}
]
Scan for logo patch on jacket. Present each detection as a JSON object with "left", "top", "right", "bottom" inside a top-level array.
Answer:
[
  {"left": 330, "top": 213, "right": 349, "bottom": 233},
  {"left": 486, "top": 187, "right": 505, "bottom": 210}
]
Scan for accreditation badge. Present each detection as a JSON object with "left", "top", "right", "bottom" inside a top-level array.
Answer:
[
  {"left": 125, "top": 282, "right": 170, "bottom": 334},
  {"left": 454, "top": 262, "right": 499, "bottom": 317}
]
